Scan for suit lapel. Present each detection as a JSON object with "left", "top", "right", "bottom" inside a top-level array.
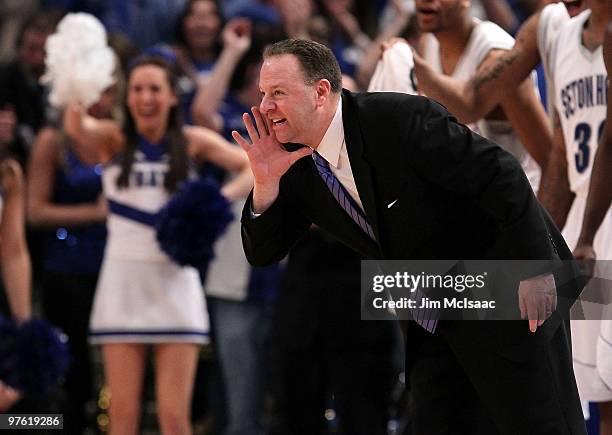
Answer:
[{"left": 341, "top": 91, "right": 381, "bottom": 245}]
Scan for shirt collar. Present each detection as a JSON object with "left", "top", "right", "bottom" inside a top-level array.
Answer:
[{"left": 315, "top": 98, "right": 344, "bottom": 169}]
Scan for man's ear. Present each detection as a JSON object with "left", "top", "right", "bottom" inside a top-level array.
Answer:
[{"left": 314, "top": 79, "right": 332, "bottom": 106}]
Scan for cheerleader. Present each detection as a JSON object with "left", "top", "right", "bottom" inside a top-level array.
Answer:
[
  {"left": 27, "top": 78, "right": 121, "bottom": 433},
  {"left": 64, "top": 54, "right": 251, "bottom": 435}
]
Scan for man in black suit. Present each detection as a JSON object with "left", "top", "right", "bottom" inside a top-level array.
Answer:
[{"left": 233, "top": 39, "right": 585, "bottom": 434}]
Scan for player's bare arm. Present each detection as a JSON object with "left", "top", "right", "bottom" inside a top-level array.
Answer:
[
  {"left": 479, "top": 49, "right": 551, "bottom": 168},
  {"left": 413, "top": 11, "right": 542, "bottom": 124},
  {"left": 538, "top": 109, "right": 575, "bottom": 228}
]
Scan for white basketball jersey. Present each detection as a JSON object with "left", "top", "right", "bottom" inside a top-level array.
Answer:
[
  {"left": 537, "top": 2, "right": 571, "bottom": 114},
  {"left": 368, "top": 41, "right": 418, "bottom": 95},
  {"left": 550, "top": 10, "right": 606, "bottom": 197},
  {"left": 423, "top": 20, "right": 541, "bottom": 189},
  {"left": 103, "top": 143, "right": 172, "bottom": 261}
]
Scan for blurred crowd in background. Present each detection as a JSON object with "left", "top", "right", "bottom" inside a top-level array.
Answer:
[{"left": 0, "top": 0, "right": 602, "bottom": 434}]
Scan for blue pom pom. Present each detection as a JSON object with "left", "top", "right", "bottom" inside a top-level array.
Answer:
[
  {"left": 10, "top": 319, "right": 70, "bottom": 395},
  {"left": 156, "top": 177, "right": 234, "bottom": 267},
  {"left": 0, "top": 316, "right": 18, "bottom": 386}
]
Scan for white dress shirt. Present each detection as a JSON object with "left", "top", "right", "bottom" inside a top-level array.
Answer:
[{"left": 315, "top": 98, "right": 365, "bottom": 211}]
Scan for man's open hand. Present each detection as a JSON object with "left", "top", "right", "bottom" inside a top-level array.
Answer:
[{"left": 232, "top": 107, "right": 312, "bottom": 213}]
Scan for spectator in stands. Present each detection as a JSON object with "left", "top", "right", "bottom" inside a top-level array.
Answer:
[
  {"left": 172, "top": 0, "right": 225, "bottom": 123},
  {"left": 0, "top": 13, "right": 57, "bottom": 159},
  {"left": 0, "top": 0, "right": 39, "bottom": 64},
  {"left": 316, "top": 0, "right": 379, "bottom": 77},
  {"left": 102, "top": 0, "right": 187, "bottom": 51},
  {"left": 26, "top": 71, "right": 122, "bottom": 433}
]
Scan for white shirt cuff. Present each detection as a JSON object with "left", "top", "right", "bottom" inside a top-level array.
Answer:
[{"left": 250, "top": 205, "right": 262, "bottom": 219}]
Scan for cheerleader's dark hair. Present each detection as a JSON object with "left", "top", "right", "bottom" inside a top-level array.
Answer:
[{"left": 117, "top": 55, "right": 188, "bottom": 192}]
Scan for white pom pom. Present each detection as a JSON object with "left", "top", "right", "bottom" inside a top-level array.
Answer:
[{"left": 41, "top": 13, "right": 115, "bottom": 109}]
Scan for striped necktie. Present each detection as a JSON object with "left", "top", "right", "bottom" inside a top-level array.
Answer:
[
  {"left": 312, "top": 151, "right": 376, "bottom": 240},
  {"left": 312, "top": 151, "right": 438, "bottom": 333}
]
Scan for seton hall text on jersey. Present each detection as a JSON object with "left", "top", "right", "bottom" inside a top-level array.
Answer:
[{"left": 561, "top": 74, "right": 608, "bottom": 120}]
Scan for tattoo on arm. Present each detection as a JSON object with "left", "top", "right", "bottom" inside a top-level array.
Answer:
[{"left": 473, "top": 51, "right": 519, "bottom": 91}]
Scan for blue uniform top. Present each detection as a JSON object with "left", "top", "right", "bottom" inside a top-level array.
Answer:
[{"left": 43, "top": 147, "right": 107, "bottom": 275}]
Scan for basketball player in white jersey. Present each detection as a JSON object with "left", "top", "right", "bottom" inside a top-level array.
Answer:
[
  {"left": 575, "top": 18, "right": 612, "bottom": 406},
  {"left": 410, "top": 0, "right": 579, "bottom": 129},
  {"left": 406, "top": 1, "right": 588, "bottom": 219},
  {"left": 544, "top": 1, "right": 612, "bottom": 430},
  {"left": 414, "top": 0, "right": 546, "bottom": 191},
  {"left": 574, "top": 3, "right": 612, "bottom": 264},
  {"left": 545, "top": 1, "right": 610, "bottom": 252}
]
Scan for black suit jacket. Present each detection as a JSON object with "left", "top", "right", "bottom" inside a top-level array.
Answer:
[{"left": 241, "top": 90, "right": 580, "bottom": 361}]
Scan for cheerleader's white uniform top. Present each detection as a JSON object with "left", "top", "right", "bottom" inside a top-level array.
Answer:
[{"left": 89, "top": 137, "right": 210, "bottom": 344}]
